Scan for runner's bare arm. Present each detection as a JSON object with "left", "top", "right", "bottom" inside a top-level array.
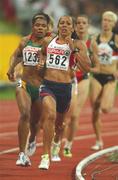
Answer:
[
  {"left": 113, "top": 34, "right": 118, "bottom": 78},
  {"left": 37, "top": 37, "right": 52, "bottom": 70},
  {"left": 73, "top": 40, "right": 91, "bottom": 73},
  {"left": 7, "top": 37, "right": 28, "bottom": 81},
  {"left": 89, "top": 37, "right": 100, "bottom": 73},
  {"left": 65, "top": 36, "right": 75, "bottom": 51}
]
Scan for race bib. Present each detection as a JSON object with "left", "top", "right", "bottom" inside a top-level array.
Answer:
[
  {"left": 23, "top": 46, "right": 40, "bottom": 66},
  {"left": 46, "top": 48, "right": 71, "bottom": 70},
  {"left": 98, "top": 43, "right": 113, "bottom": 64}
]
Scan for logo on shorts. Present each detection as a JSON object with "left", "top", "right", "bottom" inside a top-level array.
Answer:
[{"left": 39, "top": 85, "right": 45, "bottom": 92}]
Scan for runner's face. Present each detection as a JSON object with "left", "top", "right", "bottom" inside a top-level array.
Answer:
[
  {"left": 102, "top": 15, "right": 115, "bottom": 32},
  {"left": 76, "top": 17, "right": 89, "bottom": 34},
  {"left": 58, "top": 16, "right": 73, "bottom": 37},
  {"left": 32, "top": 18, "right": 48, "bottom": 38}
]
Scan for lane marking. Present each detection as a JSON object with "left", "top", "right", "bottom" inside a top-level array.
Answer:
[
  {"left": 0, "top": 122, "right": 17, "bottom": 129},
  {"left": 0, "top": 121, "right": 118, "bottom": 138},
  {"left": 0, "top": 142, "right": 43, "bottom": 155},
  {"left": 0, "top": 147, "right": 19, "bottom": 155},
  {"left": 0, "top": 132, "right": 17, "bottom": 137},
  {"left": 74, "top": 131, "right": 118, "bottom": 140},
  {"left": 0, "top": 131, "right": 118, "bottom": 155},
  {"left": 75, "top": 146, "right": 118, "bottom": 180}
]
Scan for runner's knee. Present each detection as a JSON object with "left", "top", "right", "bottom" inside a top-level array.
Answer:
[{"left": 20, "top": 109, "right": 30, "bottom": 121}]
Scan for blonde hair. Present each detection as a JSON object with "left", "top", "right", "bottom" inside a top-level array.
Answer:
[{"left": 103, "top": 11, "right": 118, "bottom": 23}]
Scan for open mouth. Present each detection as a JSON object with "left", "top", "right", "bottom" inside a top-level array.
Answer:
[
  {"left": 37, "top": 31, "right": 43, "bottom": 34},
  {"left": 61, "top": 29, "right": 67, "bottom": 33},
  {"left": 79, "top": 27, "right": 84, "bottom": 30}
]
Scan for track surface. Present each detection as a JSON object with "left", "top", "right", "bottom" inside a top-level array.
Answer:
[{"left": 0, "top": 98, "right": 118, "bottom": 180}]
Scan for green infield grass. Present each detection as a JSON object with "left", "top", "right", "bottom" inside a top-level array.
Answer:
[{"left": 0, "top": 87, "right": 16, "bottom": 100}]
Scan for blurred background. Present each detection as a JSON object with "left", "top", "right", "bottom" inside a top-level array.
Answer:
[{"left": 0, "top": 0, "right": 118, "bottom": 98}]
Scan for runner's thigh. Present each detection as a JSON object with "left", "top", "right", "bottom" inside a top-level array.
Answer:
[
  {"left": 90, "top": 76, "right": 102, "bottom": 105},
  {"left": 101, "top": 81, "right": 116, "bottom": 111}
]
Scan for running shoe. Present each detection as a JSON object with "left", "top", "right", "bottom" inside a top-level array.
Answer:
[
  {"left": 26, "top": 141, "right": 36, "bottom": 156},
  {"left": 63, "top": 148, "right": 72, "bottom": 157},
  {"left": 38, "top": 154, "right": 50, "bottom": 170},
  {"left": 16, "top": 152, "right": 31, "bottom": 166},
  {"left": 51, "top": 142, "right": 61, "bottom": 162},
  {"left": 91, "top": 141, "right": 103, "bottom": 151}
]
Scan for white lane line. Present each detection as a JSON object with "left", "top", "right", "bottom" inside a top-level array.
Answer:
[
  {"left": 0, "top": 132, "right": 17, "bottom": 137},
  {"left": 75, "top": 146, "right": 118, "bottom": 180},
  {"left": 0, "top": 147, "right": 19, "bottom": 155},
  {"left": 0, "top": 142, "right": 43, "bottom": 155},
  {"left": 1, "top": 121, "right": 118, "bottom": 138},
  {"left": 74, "top": 131, "right": 118, "bottom": 141},
  {"left": 79, "top": 121, "right": 118, "bottom": 130},
  {"left": 0, "top": 122, "right": 17, "bottom": 129},
  {"left": 0, "top": 131, "right": 118, "bottom": 155}
]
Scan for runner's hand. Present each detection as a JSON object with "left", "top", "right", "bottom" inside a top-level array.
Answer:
[
  {"left": 75, "top": 52, "right": 91, "bottom": 73},
  {"left": 37, "top": 50, "right": 45, "bottom": 70},
  {"left": 7, "top": 69, "right": 15, "bottom": 81},
  {"left": 65, "top": 36, "right": 74, "bottom": 51}
]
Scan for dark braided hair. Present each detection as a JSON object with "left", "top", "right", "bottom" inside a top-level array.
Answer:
[{"left": 32, "top": 12, "right": 50, "bottom": 25}]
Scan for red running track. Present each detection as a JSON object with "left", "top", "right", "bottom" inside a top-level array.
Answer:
[{"left": 0, "top": 98, "right": 118, "bottom": 180}]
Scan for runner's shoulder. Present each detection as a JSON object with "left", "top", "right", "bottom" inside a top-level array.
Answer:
[{"left": 20, "top": 34, "right": 31, "bottom": 46}]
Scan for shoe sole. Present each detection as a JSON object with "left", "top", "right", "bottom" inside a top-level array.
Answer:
[
  {"left": 63, "top": 154, "right": 72, "bottom": 158},
  {"left": 16, "top": 161, "right": 31, "bottom": 167},
  {"left": 16, "top": 163, "right": 31, "bottom": 167},
  {"left": 38, "top": 164, "right": 49, "bottom": 170},
  {"left": 51, "top": 158, "right": 61, "bottom": 162},
  {"left": 38, "top": 167, "right": 49, "bottom": 170}
]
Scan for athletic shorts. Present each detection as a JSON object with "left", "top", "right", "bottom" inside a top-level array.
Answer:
[
  {"left": 16, "top": 79, "right": 39, "bottom": 102},
  {"left": 76, "top": 73, "right": 89, "bottom": 83},
  {"left": 93, "top": 73, "right": 115, "bottom": 86},
  {"left": 39, "top": 79, "right": 72, "bottom": 113}
]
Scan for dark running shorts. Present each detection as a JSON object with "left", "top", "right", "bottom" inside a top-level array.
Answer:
[
  {"left": 93, "top": 73, "right": 115, "bottom": 86},
  {"left": 39, "top": 79, "right": 72, "bottom": 113}
]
